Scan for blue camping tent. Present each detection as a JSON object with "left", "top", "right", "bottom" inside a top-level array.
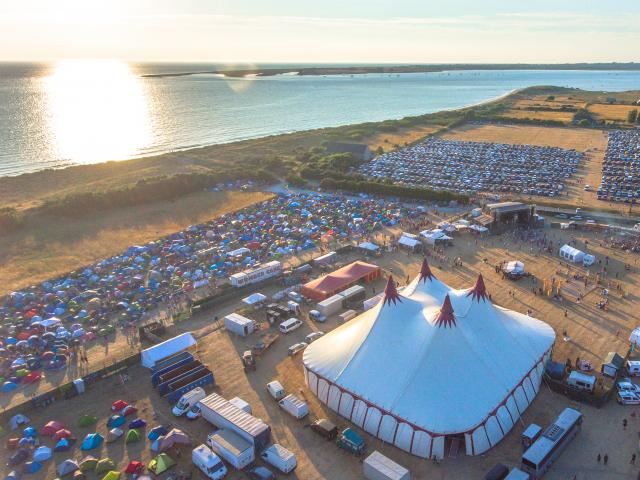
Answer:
[
  {"left": 107, "top": 415, "right": 126, "bottom": 428},
  {"left": 80, "top": 433, "right": 103, "bottom": 450},
  {"left": 54, "top": 438, "right": 71, "bottom": 452},
  {"left": 21, "top": 462, "right": 42, "bottom": 475},
  {"left": 147, "top": 425, "right": 168, "bottom": 441},
  {"left": 128, "top": 418, "right": 147, "bottom": 429}
]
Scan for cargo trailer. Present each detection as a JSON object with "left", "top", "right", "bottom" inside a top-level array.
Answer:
[
  {"left": 363, "top": 451, "right": 410, "bottom": 480},
  {"left": 207, "top": 429, "right": 255, "bottom": 470}
]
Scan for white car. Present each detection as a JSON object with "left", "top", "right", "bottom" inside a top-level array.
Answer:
[
  {"left": 305, "top": 331, "right": 325, "bottom": 343},
  {"left": 617, "top": 392, "right": 640, "bottom": 405},
  {"left": 617, "top": 379, "right": 640, "bottom": 394},
  {"left": 287, "top": 342, "right": 308, "bottom": 356}
]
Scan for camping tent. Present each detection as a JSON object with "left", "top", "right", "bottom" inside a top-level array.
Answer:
[
  {"left": 78, "top": 415, "right": 97, "bottom": 427},
  {"left": 32, "top": 446, "right": 52, "bottom": 462},
  {"left": 128, "top": 418, "right": 146, "bottom": 429},
  {"left": 56, "top": 459, "right": 79, "bottom": 477},
  {"left": 141, "top": 333, "right": 196, "bottom": 369},
  {"left": 101, "top": 472, "right": 120, "bottom": 480},
  {"left": 303, "top": 259, "right": 555, "bottom": 459},
  {"left": 95, "top": 459, "right": 116, "bottom": 474},
  {"left": 21, "top": 462, "right": 42, "bottom": 475},
  {"left": 40, "top": 420, "right": 65, "bottom": 436},
  {"left": 107, "top": 415, "right": 125, "bottom": 428},
  {"left": 106, "top": 428, "right": 123, "bottom": 443},
  {"left": 54, "top": 438, "right": 72, "bottom": 452},
  {"left": 78, "top": 457, "right": 97, "bottom": 472},
  {"left": 148, "top": 454, "right": 175, "bottom": 475},
  {"left": 121, "top": 405, "right": 138, "bottom": 417},
  {"left": 124, "top": 462, "right": 145, "bottom": 475},
  {"left": 153, "top": 429, "right": 190, "bottom": 452},
  {"left": 125, "top": 429, "right": 140, "bottom": 444},
  {"left": 53, "top": 429, "right": 73, "bottom": 442},
  {"left": 242, "top": 293, "right": 267, "bottom": 306},
  {"left": 4, "top": 471, "right": 20, "bottom": 480},
  {"left": 111, "top": 400, "right": 127, "bottom": 412},
  {"left": 72, "top": 470, "right": 86, "bottom": 480},
  {"left": 10, "top": 414, "right": 29, "bottom": 430},
  {"left": 81, "top": 433, "right": 103, "bottom": 450},
  {"left": 147, "top": 426, "right": 168, "bottom": 441},
  {"left": 22, "top": 426, "right": 37, "bottom": 438}
]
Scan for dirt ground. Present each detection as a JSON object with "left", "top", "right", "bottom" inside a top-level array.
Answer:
[
  {"left": 366, "top": 125, "right": 442, "bottom": 153},
  {"left": 5, "top": 222, "right": 640, "bottom": 479},
  {"left": 0, "top": 190, "right": 272, "bottom": 296}
]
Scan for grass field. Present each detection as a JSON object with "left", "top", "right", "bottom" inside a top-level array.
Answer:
[
  {"left": 497, "top": 109, "right": 575, "bottom": 122},
  {"left": 366, "top": 125, "right": 442, "bottom": 152},
  {"left": 588, "top": 103, "right": 639, "bottom": 122},
  {"left": 0, "top": 190, "right": 271, "bottom": 295}
]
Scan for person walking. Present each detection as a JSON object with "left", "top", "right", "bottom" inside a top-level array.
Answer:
[
  {"left": 631, "top": 453, "right": 636, "bottom": 464},
  {"left": 603, "top": 453, "right": 608, "bottom": 465},
  {"left": 597, "top": 453, "right": 601, "bottom": 463},
  {"left": 624, "top": 418, "right": 628, "bottom": 430}
]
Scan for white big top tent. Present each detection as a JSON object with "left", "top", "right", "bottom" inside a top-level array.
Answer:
[{"left": 302, "top": 259, "right": 556, "bottom": 459}]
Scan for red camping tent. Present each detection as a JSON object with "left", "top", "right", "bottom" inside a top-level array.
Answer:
[{"left": 40, "top": 421, "right": 65, "bottom": 436}]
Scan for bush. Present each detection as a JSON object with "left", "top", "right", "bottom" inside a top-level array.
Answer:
[
  {"left": 628, "top": 109, "right": 638, "bottom": 124},
  {"left": 0, "top": 207, "right": 23, "bottom": 235}
]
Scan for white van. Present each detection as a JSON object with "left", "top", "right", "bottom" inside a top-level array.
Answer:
[
  {"left": 567, "top": 371, "right": 595, "bottom": 393},
  {"left": 279, "top": 317, "right": 302, "bottom": 334},
  {"left": 627, "top": 360, "right": 640, "bottom": 377},
  {"left": 172, "top": 387, "right": 206, "bottom": 416},
  {"left": 192, "top": 444, "right": 228, "bottom": 480},
  {"left": 260, "top": 444, "right": 297, "bottom": 473},
  {"left": 266, "top": 380, "right": 285, "bottom": 400},
  {"left": 278, "top": 394, "right": 309, "bottom": 419}
]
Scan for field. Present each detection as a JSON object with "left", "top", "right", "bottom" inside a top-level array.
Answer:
[
  {"left": 588, "top": 103, "right": 639, "bottom": 122},
  {"left": 5, "top": 221, "right": 640, "bottom": 479},
  {"left": 366, "top": 125, "right": 442, "bottom": 152},
  {"left": 497, "top": 109, "right": 575, "bottom": 122},
  {"left": 0, "top": 190, "right": 272, "bottom": 296}
]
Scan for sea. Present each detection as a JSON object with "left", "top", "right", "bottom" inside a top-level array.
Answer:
[{"left": 1, "top": 62, "right": 639, "bottom": 177}]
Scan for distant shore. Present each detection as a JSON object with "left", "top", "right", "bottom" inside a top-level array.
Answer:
[{"left": 141, "top": 62, "right": 640, "bottom": 78}]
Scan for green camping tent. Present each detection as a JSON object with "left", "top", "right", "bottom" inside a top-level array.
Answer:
[
  {"left": 79, "top": 456, "right": 98, "bottom": 472},
  {"left": 101, "top": 471, "right": 120, "bottom": 480},
  {"left": 148, "top": 454, "right": 175, "bottom": 475},
  {"left": 78, "top": 415, "right": 97, "bottom": 427},
  {"left": 125, "top": 429, "right": 140, "bottom": 444},
  {"left": 95, "top": 458, "right": 116, "bottom": 474}
]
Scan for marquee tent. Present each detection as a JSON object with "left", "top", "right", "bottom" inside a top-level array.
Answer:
[
  {"left": 303, "top": 259, "right": 555, "bottom": 459},
  {"left": 301, "top": 261, "right": 381, "bottom": 301},
  {"left": 141, "top": 333, "right": 196, "bottom": 369}
]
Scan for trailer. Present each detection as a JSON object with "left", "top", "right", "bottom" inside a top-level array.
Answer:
[
  {"left": 154, "top": 361, "right": 202, "bottom": 387},
  {"left": 340, "top": 285, "right": 366, "bottom": 308},
  {"left": 163, "top": 369, "right": 215, "bottom": 403},
  {"left": 251, "top": 333, "right": 279, "bottom": 356},
  {"left": 207, "top": 429, "right": 255, "bottom": 470},
  {"left": 158, "top": 365, "right": 207, "bottom": 396},
  {"left": 313, "top": 251, "right": 337, "bottom": 266},
  {"left": 200, "top": 393, "right": 271, "bottom": 452},
  {"left": 229, "top": 261, "right": 282, "bottom": 287},
  {"left": 317, "top": 294, "right": 344, "bottom": 317},
  {"left": 150, "top": 351, "right": 194, "bottom": 377},
  {"left": 363, "top": 451, "right": 410, "bottom": 480}
]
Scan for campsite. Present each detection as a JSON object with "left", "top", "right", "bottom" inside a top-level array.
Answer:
[{"left": 3, "top": 205, "right": 640, "bottom": 478}]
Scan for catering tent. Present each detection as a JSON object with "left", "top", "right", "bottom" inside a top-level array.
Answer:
[
  {"left": 141, "top": 333, "right": 196, "bottom": 369},
  {"left": 148, "top": 454, "right": 175, "bottom": 475},
  {"left": 303, "top": 259, "right": 555, "bottom": 459},
  {"left": 358, "top": 242, "right": 380, "bottom": 253},
  {"left": 302, "top": 261, "right": 381, "bottom": 301},
  {"left": 559, "top": 244, "right": 585, "bottom": 263},
  {"left": 420, "top": 229, "right": 452, "bottom": 246},
  {"left": 398, "top": 235, "right": 422, "bottom": 251}
]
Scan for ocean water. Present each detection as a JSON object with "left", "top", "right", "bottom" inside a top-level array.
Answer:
[{"left": 0, "top": 61, "right": 639, "bottom": 177}]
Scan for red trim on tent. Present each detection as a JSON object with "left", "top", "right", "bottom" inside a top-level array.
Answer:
[
  {"left": 467, "top": 274, "right": 489, "bottom": 302},
  {"left": 419, "top": 258, "right": 435, "bottom": 282},
  {"left": 434, "top": 294, "right": 456, "bottom": 328},
  {"left": 383, "top": 276, "right": 402, "bottom": 306}
]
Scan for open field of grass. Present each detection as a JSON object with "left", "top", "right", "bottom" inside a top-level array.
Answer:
[
  {"left": 588, "top": 103, "right": 639, "bottom": 122},
  {"left": 366, "top": 125, "right": 442, "bottom": 152},
  {"left": 0, "top": 190, "right": 271, "bottom": 295},
  {"left": 496, "top": 109, "right": 575, "bottom": 122}
]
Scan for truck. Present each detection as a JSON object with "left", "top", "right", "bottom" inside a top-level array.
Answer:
[
  {"left": 278, "top": 394, "right": 309, "bottom": 419},
  {"left": 260, "top": 444, "right": 297, "bottom": 473},
  {"left": 192, "top": 444, "right": 228, "bottom": 480},
  {"left": 162, "top": 367, "right": 215, "bottom": 403},
  {"left": 207, "top": 429, "right": 255, "bottom": 470},
  {"left": 199, "top": 393, "right": 271, "bottom": 452},
  {"left": 229, "top": 261, "right": 282, "bottom": 288},
  {"left": 337, "top": 428, "right": 366, "bottom": 456},
  {"left": 363, "top": 450, "right": 410, "bottom": 480},
  {"left": 172, "top": 387, "right": 206, "bottom": 416},
  {"left": 251, "top": 333, "right": 279, "bottom": 356}
]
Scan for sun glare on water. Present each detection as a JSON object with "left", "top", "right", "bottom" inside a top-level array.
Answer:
[{"left": 44, "top": 60, "right": 152, "bottom": 164}]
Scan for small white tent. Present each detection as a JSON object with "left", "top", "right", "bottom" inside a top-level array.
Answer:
[
  {"left": 141, "top": 332, "right": 196, "bottom": 369},
  {"left": 559, "top": 244, "right": 585, "bottom": 263},
  {"left": 398, "top": 236, "right": 421, "bottom": 251},
  {"left": 242, "top": 293, "right": 267, "bottom": 306}
]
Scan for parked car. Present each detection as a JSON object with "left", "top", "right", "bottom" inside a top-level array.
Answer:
[
  {"left": 336, "top": 428, "right": 366, "bottom": 456},
  {"left": 266, "top": 380, "right": 285, "bottom": 400},
  {"left": 617, "top": 391, "right": 640, "bottom": 405},
  {"left": 308, "top": 310, "right": 327, "bottom": 323},
  {"left": 305, "top": 331, "right": 324, "bottom": 343},
  {"left": 186, "top": 404, "right": 201, "bottom": 420},
  {"left": 287, "top": 342, "right": 308, "bottom": 356},
  {"left": 247, "top": 466, "right": 276, "bottom": 480},
  {"left": 310, "top": 419, "right": 338, "bottom": 440}
]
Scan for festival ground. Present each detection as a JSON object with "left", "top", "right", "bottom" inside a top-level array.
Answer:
[{"left": 4, "top": 221, "right": 640, "bottom": 479}]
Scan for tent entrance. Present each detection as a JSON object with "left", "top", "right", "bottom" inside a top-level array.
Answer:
[{"left": 445, "top": 434, "right": 466, "bottom": 458}]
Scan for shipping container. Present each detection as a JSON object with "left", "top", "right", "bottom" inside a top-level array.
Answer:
[
  {"left": 229, "top": 261, "right": 282, "bottom": 287},
  {"left": 200, "top": 393, "right": 271, "bottom": 452},
  {"left": 317, "top": 294, "right": 344, "bottom": 317},
  {"left": 224, "top": 313, "right": 255, "bottom": 337},
  {"left": 207, "top": 429, "right": 255, "bottom": 470},
  {"left": 363, "top": 451, "right": 410, "bottom": 480},
  {"left": 313, "top": 251, "right": 337, "bottom": 266}
]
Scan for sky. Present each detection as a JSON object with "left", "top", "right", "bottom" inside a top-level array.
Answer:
[{"left": 2, "top": 0, "right": 640, "bottom": 63}]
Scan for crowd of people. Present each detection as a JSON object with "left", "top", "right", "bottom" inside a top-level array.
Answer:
[
  {"left": 0, "top": 193, "right": 430, "bottom": 393},
  {"left": 359, "top": 137, "right": 583, "bottom": 197},
  {"left": 598, "top": 130, "right": 640, "bottom": 203}
]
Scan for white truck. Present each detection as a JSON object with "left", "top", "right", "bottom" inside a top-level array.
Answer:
[
  {"left": 266, "top": 381, "right": 285, "bottom": 400},
  {"left": 278, "top": 394, "right": 309, "bottom": 419},
  {"left": 207, "top": 429, "right": 255, "bottom": 470},
  {"left": 172, "top": 387, "right": 206, "bottom": 416},
  {"left": 192, "top": 444, "right": 228, "bottom": 480},
  {"left": 260, "top": 444, "right": 297, "bottom": 473}
]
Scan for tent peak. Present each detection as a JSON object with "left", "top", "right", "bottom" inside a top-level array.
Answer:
[
  {"left": 419, "top": 258, "right": 435, "bottom": 283},
  {"left": 383, "top": 275, "right": 402, "bottom": 306},
  {"left": 434, "top": 294, "right": 456, "bottom": 328},
  {"left": 467, "top": 274, "right": 489, "bottom": 302}
]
